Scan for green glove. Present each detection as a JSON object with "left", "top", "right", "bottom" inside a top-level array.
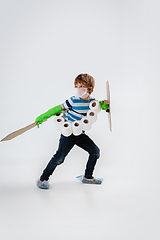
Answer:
[
  {"left": 99, "top": 100, "right": 109, "bottom": 111},
  {"left": 35, "top": 105, "right": 63, "bottom": 125}
]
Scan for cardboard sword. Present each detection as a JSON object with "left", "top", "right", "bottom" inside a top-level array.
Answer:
[{"left": 0, "top": 122, "right": 40, "bottom": 142}]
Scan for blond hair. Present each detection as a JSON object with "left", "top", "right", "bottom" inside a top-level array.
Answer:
[{"left": 74, "top": 73, "right": 95, "bottom": 94}]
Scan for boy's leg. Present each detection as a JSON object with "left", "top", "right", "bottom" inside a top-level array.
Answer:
[
  {"left": 76, "top": 133, "right": 100, "bottom": 178},
  {"left": 40, "top": 134, "right": 76, "bottom": 181}
]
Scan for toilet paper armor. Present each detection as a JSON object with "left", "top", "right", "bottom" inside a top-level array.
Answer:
[{"left": 54, "top": 100, "right": 101, "bottom": 137}]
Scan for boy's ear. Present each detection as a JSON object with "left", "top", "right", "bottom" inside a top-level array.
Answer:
[{"left": 88, "top": 87, "right": 93, "bottom": 92}]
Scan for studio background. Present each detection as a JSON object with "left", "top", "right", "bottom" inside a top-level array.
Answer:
[{"left": 0, "top": 0, "right": 160, "bottom": 240}]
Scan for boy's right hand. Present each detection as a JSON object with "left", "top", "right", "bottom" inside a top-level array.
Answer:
[{"left": 35, "top": 114, "right": 47, "bottom": 125}]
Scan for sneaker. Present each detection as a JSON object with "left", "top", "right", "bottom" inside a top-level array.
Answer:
[
  {"left": 82, "top": 176, "right": 103, "bottom": 184},
  {"left": 36, "top": 179, "right": 50, "bottom": 189}
]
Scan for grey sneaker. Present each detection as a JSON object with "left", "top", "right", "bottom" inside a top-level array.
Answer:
[
  {"left": 82, "top": 176, "right": 103, "bottom": 184},
  {"left": 36, "top": 179, "right": 50, "bottom": 189}
]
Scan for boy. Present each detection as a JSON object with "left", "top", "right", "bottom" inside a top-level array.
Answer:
[{"left": 35, "top": 74, "right": 108, "bottom": 189}]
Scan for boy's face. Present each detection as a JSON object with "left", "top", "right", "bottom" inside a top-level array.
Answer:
[
  {"left": 75, "top": 81, "right": 92, "bottom": 93},
  {"left": 75, "top": 81, "right": 88, "bottom": 89}
]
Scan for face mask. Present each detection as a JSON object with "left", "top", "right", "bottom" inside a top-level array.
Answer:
[{"left": 75, "top": 88, "right": 89, "bottom": 98}]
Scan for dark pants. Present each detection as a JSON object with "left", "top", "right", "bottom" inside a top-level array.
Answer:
[{"left": 40, "top": 133, "right": 100, "bottom": 181}]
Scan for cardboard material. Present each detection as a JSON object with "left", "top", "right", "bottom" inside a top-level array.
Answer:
[
  {"left": 1, "top": 122, "right": 38, "bottom": 142},
  {"left": 106, "top": 81, "right": 112, "bottom": 132}
]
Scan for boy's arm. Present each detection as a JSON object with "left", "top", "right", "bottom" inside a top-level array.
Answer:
[
  {"left": 35, "top": 104, "right": 64, "bottom": 125},
  {"left": 60, "top": 104, "right": 65, "bottom": 110}
]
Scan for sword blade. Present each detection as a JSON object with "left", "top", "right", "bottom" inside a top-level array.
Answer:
[{"left": 1, "top": 122, "right": 38, "bottom": 142}]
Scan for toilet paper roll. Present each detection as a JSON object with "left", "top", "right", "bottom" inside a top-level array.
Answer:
[
  {"left": 61, "top": 122, "right": 73, "bottom": 137},
  {"left": 54, "top": 117, "right": 65, "bottom": 131},
  {"left": 89, "top": 100, "right": 101, "bottom": 113},
  {"left": 87, "top": 110, "right": 97, "bottom": 123},
  {"left": 72, "top": 120, "right": 83, "bottom": 136},
  {"left": 81, "top": 117, "right": 92, "bottom": 131},
  {"left": 55, "top": 112, "right": 64, "bottom": 118}
]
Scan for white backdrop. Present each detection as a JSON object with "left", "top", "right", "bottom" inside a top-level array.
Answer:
[{"left": 0, "top": 0, "right": 160, "bottom": 240}]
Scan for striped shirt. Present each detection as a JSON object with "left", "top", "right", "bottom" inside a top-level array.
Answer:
[{"left": 62, "top": 96, "right": 95, "bottom": 122}]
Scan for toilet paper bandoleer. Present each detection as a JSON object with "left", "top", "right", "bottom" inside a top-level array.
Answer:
[{"left": 35, "top": 74, "right": 109, "bottom": 189}]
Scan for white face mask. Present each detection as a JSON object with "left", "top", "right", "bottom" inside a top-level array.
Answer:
[{"left": 75, "top": 88, "right": 89, "bottom": 98}]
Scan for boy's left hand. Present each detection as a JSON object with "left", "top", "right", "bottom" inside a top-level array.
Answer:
[
  {"left": 99, "top": 100, "right": 109, "bottom": 111},
  {"left": 104, "top": 100, "right": 109, "bottom": 105}
]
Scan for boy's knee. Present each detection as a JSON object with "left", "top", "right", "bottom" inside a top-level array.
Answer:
[
  {"left": 93, "top": 147, "right": 100, "bottom": 159},
  {"left": 53, "top": 151, "right": 66, "bottom": 165},
  {"left": 51, "top": 155, "right": 65, "bottom": 165},
  {"left": 55, "top": 157, "right": 65, "bottom": 165},
  {"left": 56, "top": 157, "right": 65, "bottom": 165}
]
